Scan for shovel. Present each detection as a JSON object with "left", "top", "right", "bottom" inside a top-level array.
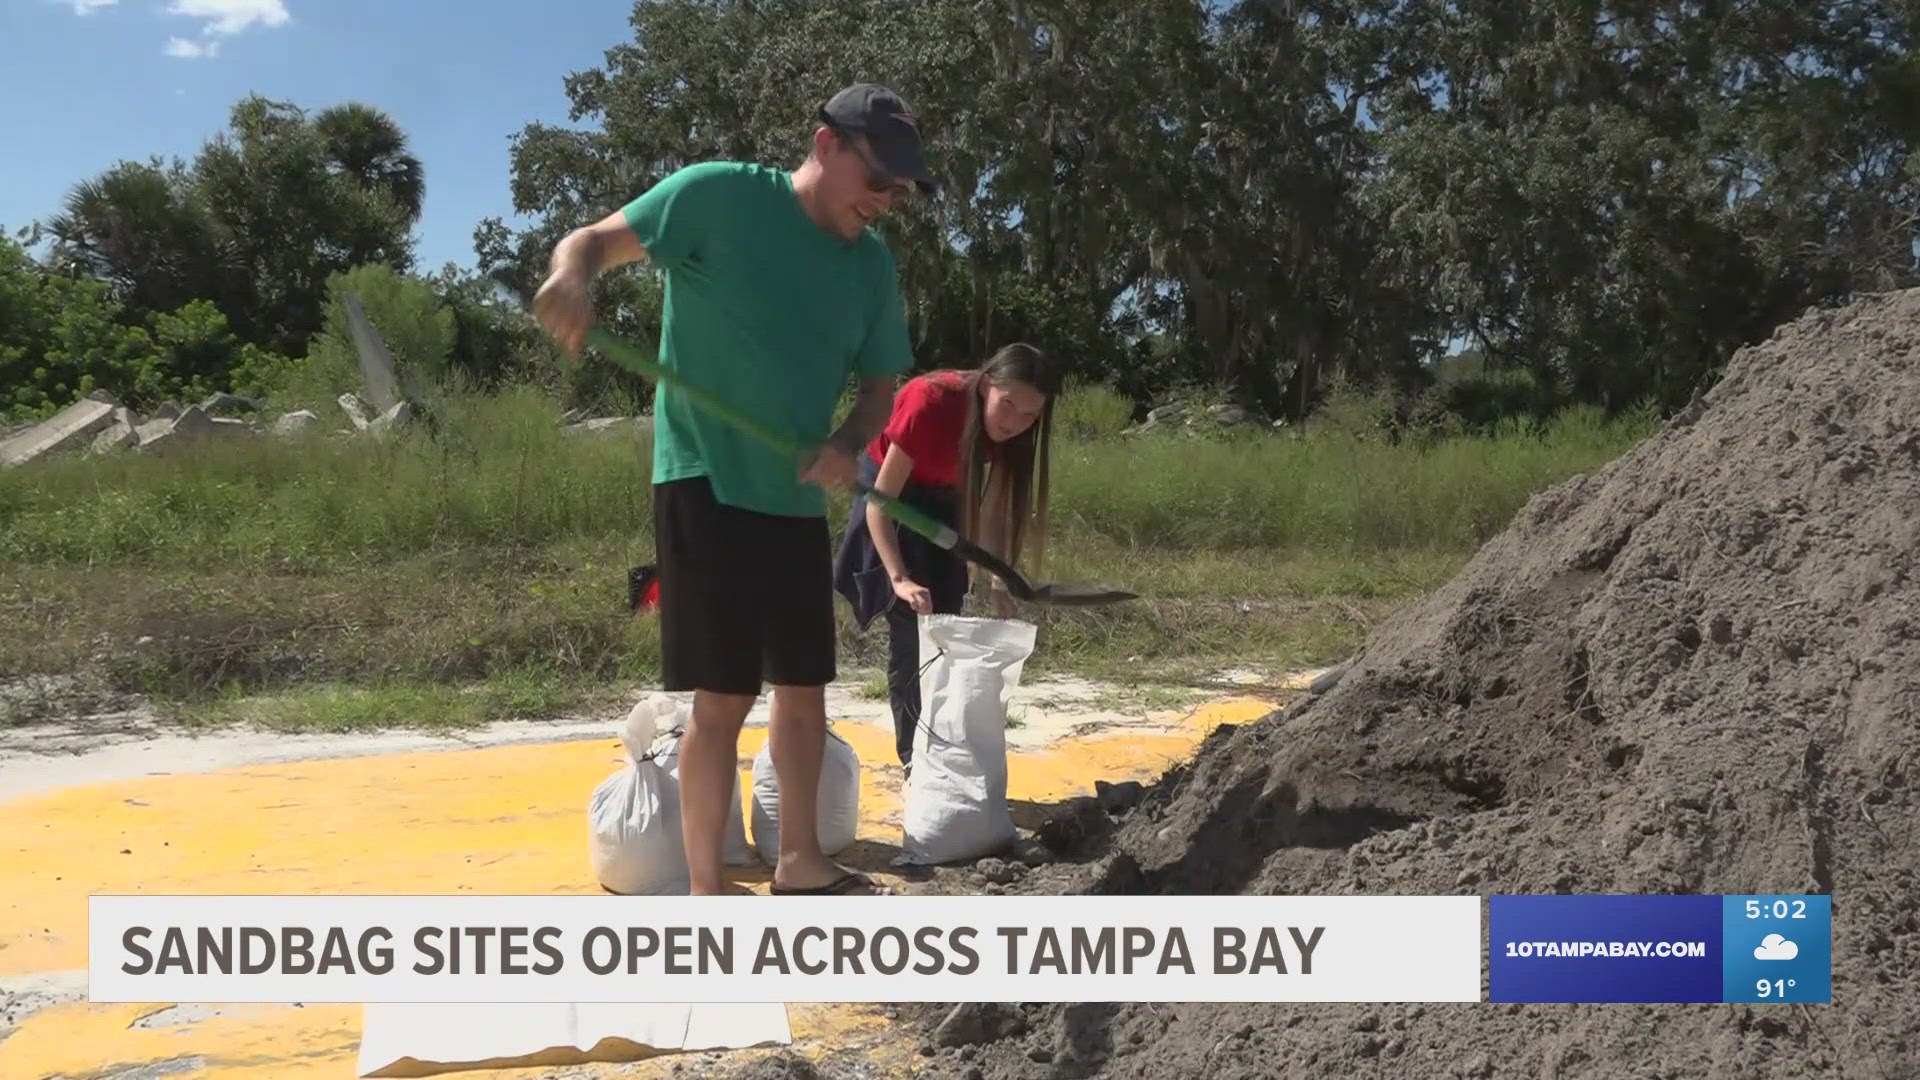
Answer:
[{"left": 498, "top": 283, "right": 1136, "bottom": 607}]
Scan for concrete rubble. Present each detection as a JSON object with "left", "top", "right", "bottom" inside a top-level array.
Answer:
[
  {"left": 89, "top": 407, "right": 139, "bottom": 453},
  {"left": 0, "top": 298, "right": 666, "bottom": 467},
  {"left": 343, "top": 292, "right": 405, "bottom": 413},
  {"left": 271, "top": 410, "right": 319, "bottom": 435},
  {"left": 368, "top": 400, "right": 414, "bottom": 436},
  {"left": 0, "top": 386, "right": 412, "bottom": 467},
  {"left": 1123, "top": 398, "right": 1259, "bottom": 437},
  {"left": 337, "top": 392, "right": 374, "bottom": 431},
  {"left": 198, "top": 391, "right": 260, "bottom": 418},
  {"left": 0, "top": 391, "right": 120, "bottom": 467},
  {"left": 566, "top": 415, "right": 653, "bottom": 436}
]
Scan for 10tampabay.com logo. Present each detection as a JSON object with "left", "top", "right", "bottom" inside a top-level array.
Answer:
[{"left": 1489, "top": 894, "right": 1831, "bottom": 1003}]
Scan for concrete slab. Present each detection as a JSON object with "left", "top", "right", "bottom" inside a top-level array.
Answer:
[
  {"left": 343, "top": 293, "right": 402, "bottom": 414},
  {"left": 368, "top": 400, "right": 413, "bottom": 436},
  {"left": 567, "top": 417, "right": 651, "bottom": 435},
  {"left": 137, "top": 406, "right": 250, "bottom": 453},
  {"left": 271, "top": 410, "right": 319, "bottom": 436},
  {"left": 90, "top": 407, "right": 140, "bottom": 453},
  {"left": 338, "top": 393, "right": 373, "bottom": 431},
  {"left": 198, "top": 393, "right": 259, "bottom": 418},
  {"left": 0, "top": 397, "right": 119, "bottom": 467}
]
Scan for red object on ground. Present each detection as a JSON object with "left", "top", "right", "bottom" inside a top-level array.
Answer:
[{"left": 628, "top": 565, "right": 660, "bottom": 613}]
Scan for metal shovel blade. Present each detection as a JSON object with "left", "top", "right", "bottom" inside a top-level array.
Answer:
[{"left": 952, "top": 536, "right": 1138, "bottom": 607}]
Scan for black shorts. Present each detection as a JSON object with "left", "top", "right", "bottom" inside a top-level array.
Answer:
[{"left": 652, "top": 477, "right": 836, "bottom": 694}]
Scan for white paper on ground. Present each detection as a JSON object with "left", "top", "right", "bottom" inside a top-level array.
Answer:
[{"left": 356, "top": 1002, "right": 791, "bottom": 1077}]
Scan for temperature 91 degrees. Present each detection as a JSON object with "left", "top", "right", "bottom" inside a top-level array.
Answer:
[
  {"left": 1757, "top": 978, "right": 1799, "bottom": 998},
  {"left": 1745, "top": 899, "right": 1807, "bottom": 919}
]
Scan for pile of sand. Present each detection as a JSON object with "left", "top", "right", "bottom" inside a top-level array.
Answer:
[{"left": 917, "top": 289, "right": 1920, "bottom": 1078}]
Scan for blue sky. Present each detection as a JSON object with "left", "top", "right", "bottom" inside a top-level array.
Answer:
[{"left": 4, "top": 0, "right": 638, "bottom": 271}]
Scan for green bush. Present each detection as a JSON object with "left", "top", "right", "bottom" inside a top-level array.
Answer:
[
  {"left": 0, "top": 236, "right": 293, "bottom": 417},
  {"left": 1053, "top": 379, "right": 1136, "bottom": 439},
  {"left": 0, "top": 242, "right": 154, "bottom": 418},
  {"left": 253, "top": 264, "right": 456, "bottom": 411}
]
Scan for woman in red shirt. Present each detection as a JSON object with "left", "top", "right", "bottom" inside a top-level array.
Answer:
[{"left": 832, "top": 342, "right": 1061, "bottom": 770}]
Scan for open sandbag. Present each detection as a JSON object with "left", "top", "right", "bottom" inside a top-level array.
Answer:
[
  {"left": 898, "top": 614, "right": 1036, "bottom": 865},
  {"left": 749, "top": 724, "right": 860, "bottom": 865}
]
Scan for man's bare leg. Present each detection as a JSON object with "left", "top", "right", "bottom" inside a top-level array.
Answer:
[
  {"left": 679, "top": 689, "right": 754, "bottom": 896},
  {"left": 767, "top": 683, "right": 863, "bottom": 891}
]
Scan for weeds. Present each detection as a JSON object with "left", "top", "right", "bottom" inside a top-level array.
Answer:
[{"left": 0, "top": 386, "right": 1656, "bottom": 723}]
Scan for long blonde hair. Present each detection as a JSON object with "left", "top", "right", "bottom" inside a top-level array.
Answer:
[{"left": 956, "top": 343, "right": 1060, "bottom": 575}]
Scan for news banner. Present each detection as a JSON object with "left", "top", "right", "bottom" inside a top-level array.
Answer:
[{"left": 85, "top": 893, "right": 1831, "bottom": 1005}]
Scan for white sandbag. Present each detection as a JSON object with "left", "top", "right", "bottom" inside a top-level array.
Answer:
[
  {"left": 749, "top": 724, "right": 861, "bottom": 865},
  {"left": 644, "top": 699, "right": 753, "bottom": 867},
  {"left": 587, "top": 697, "right": 686, "bottom": 895},
  {"left": 898, "top": 615, "right": 1036, "bottom": 865}
]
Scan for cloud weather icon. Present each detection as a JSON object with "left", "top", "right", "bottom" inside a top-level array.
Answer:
[{"left": 1754, "top": 934, "right": 1799, "bottom": 961}]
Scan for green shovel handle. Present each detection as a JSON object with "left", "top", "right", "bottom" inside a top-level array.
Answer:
[{"left": 578, "top": 324, "right": 961, "bottom": 550}]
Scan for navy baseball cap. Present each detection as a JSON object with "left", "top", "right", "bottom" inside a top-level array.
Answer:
[{"left": 819, "top": 83, "right": 938, "bottom": 194}]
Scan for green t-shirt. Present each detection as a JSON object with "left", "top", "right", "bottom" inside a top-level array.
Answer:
[{"left": 620, "top": 160, "right": 913, "bottom": 518}]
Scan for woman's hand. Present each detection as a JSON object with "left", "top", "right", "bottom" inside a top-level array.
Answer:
[{"left": 892, "top": 575, "right": 933, "bottom": 615}]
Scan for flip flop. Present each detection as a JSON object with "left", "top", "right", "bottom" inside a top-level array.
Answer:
[{"left": 769, "top": 871, "right": 877, "bottom": 896}]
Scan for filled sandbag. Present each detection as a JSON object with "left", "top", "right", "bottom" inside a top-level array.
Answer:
[
  {"left": 587, "top": 696, "right": 686, "bottom": 895},
  {"left": 749, "top": 724, "right": 860, "bottom": 865},
  {"left": 898, "top": 615, "right": 1036, "bottom": 865},
  {"left": 644, "top": 700, "right": 753, "bottom": 867}
]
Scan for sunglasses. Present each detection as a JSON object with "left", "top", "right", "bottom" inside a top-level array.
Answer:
[{"left": 825, "top": 121, "right": 916, "bottom": 198}]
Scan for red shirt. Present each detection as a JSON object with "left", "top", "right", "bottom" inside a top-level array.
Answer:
[{"left": 866, "top": 371, "right": 987, "bottom": 488}]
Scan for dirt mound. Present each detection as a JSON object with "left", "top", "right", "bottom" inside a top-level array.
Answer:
[{"left": 939, "top": 289, "right": 1920, "bottom": 1078}]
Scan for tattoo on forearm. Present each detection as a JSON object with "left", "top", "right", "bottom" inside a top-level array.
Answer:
[{"left": 831, "top": 384, "right": 893, "bottom": 452}]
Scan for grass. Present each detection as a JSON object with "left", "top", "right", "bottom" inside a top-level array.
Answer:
[
  {"left": 176, "top": 673, "right": 596, "bottom": 734},
  {"left": 1027, "top": 684, "right": 1214, "bottom": 716},
  {"left": 0, "top": 383, "right": 1659, "bottom": 730}
]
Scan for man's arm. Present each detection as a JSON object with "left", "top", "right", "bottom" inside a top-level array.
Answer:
[
  {"left": 800, "top": 375, "right": 895, "bottom": 492},
  {"left": 532, "top": 210, "right": 649, "bottom": 356},
  {"left": 833, "top": 376, "right": 895, "bottom": 456},
  {"left": 551, "top": 209, "right": 650, "bottom": 281},
  {"left": 806, "top": 240, "right": 912, "bottom": 492}
]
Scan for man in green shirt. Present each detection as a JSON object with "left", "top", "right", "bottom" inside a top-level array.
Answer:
[{"left": 532, "top": 84, "right": 935, "bottom": 896}]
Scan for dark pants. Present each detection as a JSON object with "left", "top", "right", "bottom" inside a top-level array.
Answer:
[
  {"left": 831, "top": 457, "right": 970, "bottom": 767},
  {"left": 882, "top": 546, "right": 969, "bottom": 767}
]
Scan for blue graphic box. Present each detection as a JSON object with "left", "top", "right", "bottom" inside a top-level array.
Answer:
[
  {"left": 1720, "top": 895, "right": 1832, "bottom": 1004},
  {"left": 1489, "top": 895, "right": 1830, "bottom": 1004}
]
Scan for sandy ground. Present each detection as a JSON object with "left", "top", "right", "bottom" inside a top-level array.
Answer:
[
  {"left": 0, "top": 669, "right": 1295, "bottom": 804},
  {"left": 0, "top": 668, "right": 1311, "bottom": 1079}
]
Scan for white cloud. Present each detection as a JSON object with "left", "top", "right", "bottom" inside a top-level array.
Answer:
[
  {"left": 165, "top": 0, "right": 291, "bottom": 37},
  {"left": 70, "top": 0, "right": 119, "bottom": 14},
  {"left": 1754, "top": 934, "right": 1799, "bottom": 961},
  {"left": 164, "top": 35, "right": 219, "bottom": 59}
]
